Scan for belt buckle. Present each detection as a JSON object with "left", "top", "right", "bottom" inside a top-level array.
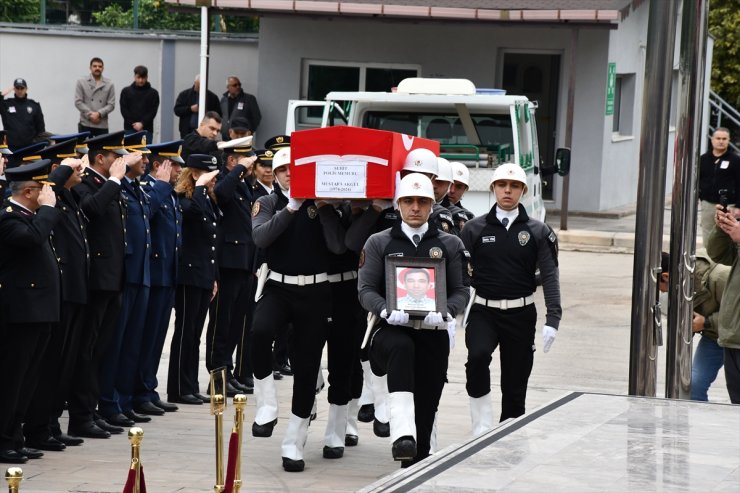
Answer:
[{"left": 297, "top": 274, "right": 306, "bottom": 286}]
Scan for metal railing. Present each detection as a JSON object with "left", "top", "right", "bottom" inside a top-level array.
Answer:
[{"left": 708, "top": 90, "right": 740, "bottom": 153}]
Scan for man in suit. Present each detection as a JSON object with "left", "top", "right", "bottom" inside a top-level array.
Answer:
[
  {"left": 174, "top": 75, "right": 221, "bottom": 139},
  {"left": 67, "top": 131, "right": 129, "bottom": 439},
  {"left": 0, "top": 159, "right": 61, "bottom": 464}
]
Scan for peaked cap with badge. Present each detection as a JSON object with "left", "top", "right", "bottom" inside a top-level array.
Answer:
[
  {"left": 4, "top": 158, "right": 54, "bottom": 184},
  {"left": 264, "top": 135, "right": 290, "bottom": 151},
  {"left": 51, "top": 131, "right": 91, "bottom": 155},
  {"left": 185, "top": 153, "right": 219, "bottom": 171},
  {"left": 147, "top": 140, "right": 185, "bottom": 164},
  {"left": 84, "top": 131, "right": 129, "bottom": 155},
  {"left": 124, "top": 131, "right": 151, "bottom": 154},
  {"left": 5, "top": 142, "right": 49, "bottom": 168}
]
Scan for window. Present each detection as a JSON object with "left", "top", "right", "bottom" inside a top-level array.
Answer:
[{"left": 612, "top": 73, "right": 635, "bottom": 136}]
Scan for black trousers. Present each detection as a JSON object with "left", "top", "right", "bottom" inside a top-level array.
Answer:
[
  {"left": 25, "top": 302, "right": 85, "bottom": 441},
  {"left": 326, "top": 279, "right": 364, "bottom": 405},
  {"left": 0, "top": 322, "right": 51, "bottom": 450},
  {"left": 134, "top": 285, "right": 175, "bottom": 405},
  {"left": 167, "top": 284, "right": 211, "bottom": 397},
  {"left": 465, "top": 303, "right": 537, "bottom": 421},
  {"left": 251, "top": 281, "right": 330, "bottom": 418},
  {"left": 233, "top": 275, "right": 256, "bottom": 383},
  {"left": 370, "top": 323, "right": 449, "bottom": 463},
  {"left": 68, "top": 290, "right": 122, "bottom": 428},
  {"left": 206, "top": 268, "right": 251, "bottom": 373},
  {"left": 725, "top": 348, "right": 740, "bottom": 404}
]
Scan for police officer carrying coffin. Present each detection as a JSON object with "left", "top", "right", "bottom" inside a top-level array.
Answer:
[
  {"left": 133, "top": 141, "right": 184, "bottom": 415},
  {"left": 443, "top": 161, "right": 475, "bottom": 230},
  {"left": 462, "top": 162, "right": 561, "bottom": 435},
  {"left": 0, "top": 159, "right": 60, "bottom": 464},
  {"left": 250, "top": 146, "right": 345, "bottom": 472},
  {"left": 358, "top": 172, "right": 470, "bottom": 467}
]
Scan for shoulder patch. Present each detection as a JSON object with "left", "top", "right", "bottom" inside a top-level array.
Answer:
[
  {"left": 251, "top": 201, "right": 260, "bottom": 217},
  {"left": 548, "top": 231, "right": 557, "bottom": 243}
]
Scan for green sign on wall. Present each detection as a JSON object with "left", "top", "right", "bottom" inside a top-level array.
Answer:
[{"left": 605, "top": 62, "right": 616, "bottom": 115}]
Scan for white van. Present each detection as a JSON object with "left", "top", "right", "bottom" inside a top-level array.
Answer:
[{"left": 286, "top": 77, "right": 569, "bottom": 220}]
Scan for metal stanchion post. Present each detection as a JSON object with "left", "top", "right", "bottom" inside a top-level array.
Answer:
[
  {"left": 210, "top": 367, "right": 227, "bottom": 493},
  {"left": 233, "top": 394, "right": 247, "bottom": 493},
  {"left": 128, "top": 427, "right": 144, "bottom": 493},
  {"left": 5, "top": 468, "right": 22, "bottom": 493}
]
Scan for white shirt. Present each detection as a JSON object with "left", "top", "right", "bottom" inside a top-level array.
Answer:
[
  {"left": 400, "top": 221, "right": 429, "bottom": 245},
  {"left": 495, "top": 206, "right": 519, "bottom": 230}
]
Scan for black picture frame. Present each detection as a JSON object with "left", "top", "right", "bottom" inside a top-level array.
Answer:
[{"left": 385, "top": 256, "right": 447, "bottom": 319}]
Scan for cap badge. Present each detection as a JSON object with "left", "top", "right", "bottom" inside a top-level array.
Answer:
[
  {"left": 211, "top": 156, "right": 217, "bottom": 164},
  {"left": 412, "top": 182, "right": 421, "bottom": 189},
  {"left": 414, "top": 160, "right": 422, "bottom": 166},
  {"left": 276, "top": 136, "right": 284, "bottom": 144},
  {"left": 456, "top": 170, "right": 463, "bottom": 176},
  {"left": 265, "top": 150, "right": 273, "bottom": 158}
]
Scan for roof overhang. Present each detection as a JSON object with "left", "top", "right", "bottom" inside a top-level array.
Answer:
[{"left": 165, "top": 0, "right": 636, "bottom": 24}]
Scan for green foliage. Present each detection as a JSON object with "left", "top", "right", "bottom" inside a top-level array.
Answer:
[
  {"left": 708, "top": 0, "right": 740, "bottom": 107},
  {"left": 0, "top": 0, "right": 40, "bottom": 23}
]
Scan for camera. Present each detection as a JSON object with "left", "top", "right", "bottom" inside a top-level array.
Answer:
[{"left": 718, "top": 189, "right": 729, "bottom": 213}]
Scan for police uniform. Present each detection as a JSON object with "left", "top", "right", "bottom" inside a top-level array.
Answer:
[
  {"left": 0, "top": 159, "right": 61, "bottom": 463},
  {"left": 0, "top": 79, "right": 46, "bottom": 150},
  {"left": 67, "top": 131, "right": 129, "bottom": 438},
  {"left": 134, "top": 141, "right": 184, "bottom": 414},
  {"left": 461, "top": 203, "right": 561, "bottom": 422},
  {"left": 249, "top": 149, "right": 274, "bottom": 202},
  {"left": 167, "top": 154, "right": 220, "bottom": 404}
]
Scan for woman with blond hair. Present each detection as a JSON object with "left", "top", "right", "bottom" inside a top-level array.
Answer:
[{"left": 167, "top": 154, "right": 221, "bottom": 405}]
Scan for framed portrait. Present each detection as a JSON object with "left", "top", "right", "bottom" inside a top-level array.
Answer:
[{"left": 385, "top": 256, "right": 447, "bottom": 319}]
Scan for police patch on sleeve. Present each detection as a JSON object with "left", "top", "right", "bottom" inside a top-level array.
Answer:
[
  {"left": 358, "top": 249, "right": 365, "bottom": 268},
  {"left": 548, "top": 231, "right": 557, "bottom": 243},
  {"left": 251, "top": 201, "right": 260, "bottom": 217},
  {"left": 441, "top": 222, "right": 450, "bottom": 232},
  {"left": 518, "top": 231, "right": 530, "bottom": 246}
]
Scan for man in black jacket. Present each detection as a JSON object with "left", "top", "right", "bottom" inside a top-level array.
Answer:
[
  {"left": 174, "top": 75, "right": 221, "bottom": 138},
  {"left": 0, "top": 78, "right": 46, "bottom": 150},
  {"left": 120, "top": 66, "right": 160, "bottom": 142},
  {"left": 220, "top": 76, "right": 261, "bottom": 139}
]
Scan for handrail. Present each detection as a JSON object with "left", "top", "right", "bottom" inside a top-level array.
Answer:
[{"left": 708, "top": 90, "right": 739, "bottom": 153}]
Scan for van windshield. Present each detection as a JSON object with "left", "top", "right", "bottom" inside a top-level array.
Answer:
[{"left": 361, "top": 111, "right": 514, "bottom": 166}]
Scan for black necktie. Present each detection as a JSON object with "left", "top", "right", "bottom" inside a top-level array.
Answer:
[
  {"left": 132, "top": 180, "right": 142, "bottom": 200},
  {"left": 502, "top": 217, "right": 509, "bottom": 227},
  {"left": 412, "top": 234, "right": 421, "bottom": 246}
]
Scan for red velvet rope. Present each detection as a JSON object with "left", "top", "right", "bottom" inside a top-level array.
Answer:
[
  {"left": 223, "top": 432, "right": 239, "bottom": 493},
  {"left": 122, "top": 465, "right": 147, "bottom": 493}
]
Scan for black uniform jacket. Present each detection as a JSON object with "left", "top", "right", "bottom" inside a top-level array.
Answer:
[
  {"left": 178, "top": 185, "right": 219, "bottom": 289},
  {"left": 214, "top": 164, "right": 256, "bottom": 272},
  {"left": 0, "top": 200, "right": 61, "bottom": 323}
]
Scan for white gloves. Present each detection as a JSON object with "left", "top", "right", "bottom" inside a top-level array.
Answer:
[
  {"left": 424, "top": 312, "right": 444, "bottom": 326},
  {"left": 372, "top": 199, "right": 393, "bottom": 211},
  {"left": 446, "top": 314, "right": 456, "bottom": 349},
  {"left": 286, "top": 189, "right": 304, "bottom": 212},
  {"left": 542, "top": 325, "right": 557, "bottom": 353},
  {"left": 381, "top": 308, "right": 409, "bottom": 326}
]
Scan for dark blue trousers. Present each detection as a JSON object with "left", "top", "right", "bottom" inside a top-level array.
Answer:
[{"left": 134, "top": 285, "right": 175, "bottom": 405}]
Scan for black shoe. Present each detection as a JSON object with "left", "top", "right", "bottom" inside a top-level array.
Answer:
[
  {"left": 273, "top": 371, "right": 284, "bottom": 381},
  {"left": 282, "top": 456, "right": 305, "bottom": 472},
  {"left": 230, "top": 378, "right": 253, "bottom": 394},
  {"left": 358, "top": 404, "right": 375, "bottom": 423},
  {"left": 274, "top": 362, "right": 293, "bottom": 376},
  {"left": 373, "top": 419, "right": 390, "bottom": 438},
  {"left": 95, "top": 419, "right": 124, "bottom": 434},
  {"left": 252, "top": 419, "right": 277, "bottom": 438},
  {"left": 345, "top": 434, "right": 358, "bottom": 447},
  {"left": 54, "top": 433, "right": 84, "bottom": 446},
  {"left": 123, "top": 410, "right": 152, "bottom": 423},
  {"left": 69, "top": 422, "right": 111, "bottom": 439},
  {"left": 17, "top": 447, "right": 43, "bottom": 459},
  {"left": 105, "top": 413, "right": 135, "bottom": 428},
  {"left": 323, "top": 446, "right": 344, "bottom": 459},
  {"left": 193, "top": 392, "right": 211, "bottom": 403},
  {"left": 25, "top": 436, "right": 66, "bottom": 452},
  {"left": 133, "top": 401, "right": 166, "bottom": 416},
  {"left": 168, "top": 394, "right": 202, "bottom": 405},
  {"left": 392, "top": 436, "right": 416, "bottom": 461},
  {"left": 152, "top": 399, "right": 179, "bottom": 412},
  {"left": 237, "top": 375, "right": 254, "bottom": 388},
  {"left": 0, "top": 449, "right": 27, "bottom": 464}
]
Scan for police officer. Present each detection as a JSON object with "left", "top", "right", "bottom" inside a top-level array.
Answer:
[
  {"left": 133, "top": 141, "right": 184, "bottom": 415},
  {"left": 250, "top": 149, "right": 275, "bottom": 200},
  {"left": 250, "top": 147, "right": 345, "bottom": 472},
  {"left": 443, "top": 161, "right": 474, "bottom": 230},
  {"left": 461, "top": 162, "right": 561, "bottom": 435},
  {"left": 167, "top": 154, "right": 220, "bottom": 405},
  {"left": 206, "top": 141, "right": 257, "bottom": 395},
  {"left": 0, "top": 159, "right": 60, "bottom": 464},
  {"left": 358, "top": 172, "right": 470, "bottom": 467},
  {"left": 0, "top": 78, "right": 46, "bottom": 150},
  {"left": 68, "top": 131, "right": 130, "bottom": 439},
  {"left": 399, "top": 148, "right": 456, "bottom": 235}
]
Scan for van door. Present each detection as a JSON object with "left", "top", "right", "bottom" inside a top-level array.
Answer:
[{"left": 285, "top": 100, "right": 330, "bottom": 133}]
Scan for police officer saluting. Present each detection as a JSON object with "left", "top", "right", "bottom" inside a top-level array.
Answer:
[
  {"left": 462, "top": 162, "right": 561, "bottom": 435},
  {"left": 358, "top": 173, "right": 470, "bottom": 467}
]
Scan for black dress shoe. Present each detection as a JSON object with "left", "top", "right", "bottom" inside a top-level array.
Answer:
[
  {"left": 152, "top": 399, "right": 178, "bottom": 412},
  {"left": 105, "top": 413, "right": 135, "bottom": 427},
  {"left": 322, "top": 445, "right": 344, "bottom": 459},
  {"left": 207, "top": 381, "right": 241, "bottom": 398},
  {"left": 252, "top": 419, "right": 277, "bottom": 438},
  {"left": 69, "top": 422, "right": 111, "bottom": 439},
  {"left": 282, "top": 456, "right": 305, "bottom": 472},
  {"left": 358, "top": 404, "right": 375, "bottom": 423},
  {"left": 345, "top": 434, "right": 358, "bottom": 447},
  {"left": 134, "top": 401, "right": 166, "bottom": 416},
  {"left": 274, "top": 362, "right": 293, "bottom": 376},
  {"left": 230, "top": 378, "right": 252, "bottom": 394},
  {"left": 123, "top": 410, "right": 152, "bottom": 423},
  {"left": 193, "top": 392, "right": 211, "bottom": 403},
  {"left": 273, "top": 371, "right": 284, "bottom": 381},
  {"left": 392, "top": 436, "right": 416, "bottom": 461},
  {"left": 0, "top": 449, "right": 27, "bottom": 464},
  {"left": 25, "top": 436, "right": 66, "bottom": 452},
  {"left": 17, "top": 447, "right": 43, "bottom": 459},
  {"left": 237, "top": 375, "right": 254, "bottom": 388},
  {"left": 373, "top": 419, "right": 390, "bottom": 438},
  {"left": 168, "top": 394, "right": 202, "bottom": 405},
  {"left": 95, "top": 419, "right": 124, "bottom": 434},
  {"left": 54, "top": 433, "right": 84, "bottom": 446}
]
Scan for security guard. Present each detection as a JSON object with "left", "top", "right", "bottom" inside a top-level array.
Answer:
[
  {"left": 0, "top": 78, "right": 46, "bottom": 150},
  {"left": 207, "top": 140, "right": 257, "bottom": 395},
  {"left": 250, "top": 147, "right": 345, "bottom": 472},
  {"left": 358, "top": 173, "right": 470, "bottom": 467},
  {"left": 0, "top": 159, "right": 60, "bottom": 464},
  {"left": 133, "top": 141, "right": 184, "bottom": 415},
  {"left": 462, "top": 162, "right": 561, "bottom": 435},
  {"left": 167, "top": 154, "right": 220, "bottom": 405},
  {"left": 68, "top": 131, "right": 129, "bottom": 439}
]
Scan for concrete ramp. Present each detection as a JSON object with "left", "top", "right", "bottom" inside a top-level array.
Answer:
[{"left": 359, "top": 392, "right": 740, "bottom": 492}]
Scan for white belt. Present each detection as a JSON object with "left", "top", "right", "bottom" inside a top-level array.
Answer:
[
  {"left": 474, "top": 294, "right": 534, "bottom": 310},
  {"left": 268, "top": 271, "right": 328, "bottom": 286},
  {"left": 328, "top": 270, "right": 358, "bottom": 283}
]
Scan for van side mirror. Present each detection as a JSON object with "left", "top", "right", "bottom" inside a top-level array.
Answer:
[{"left": 555, "top": 147, "right": 570, "bottom": 176}]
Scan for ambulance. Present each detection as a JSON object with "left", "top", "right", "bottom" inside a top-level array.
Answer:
[{"left": 285, "top": 77, "right": 569, "bottom": 220}]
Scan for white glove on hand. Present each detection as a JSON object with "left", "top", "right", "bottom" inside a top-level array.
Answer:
[
  {"left": 372, "top": 199, "right": 393, "bottom": 211},
  {"left": 543, "top": 325, "right": 557, "bottom": 353},
  {"left": 383, "top": 309, "right": 409, "bottom": 326},
  {"left": 423, "top": 312, "right": 444, "bottom": 326},
  {"left": 446, "top": 314, "right": 456, "bottom": 350}
]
